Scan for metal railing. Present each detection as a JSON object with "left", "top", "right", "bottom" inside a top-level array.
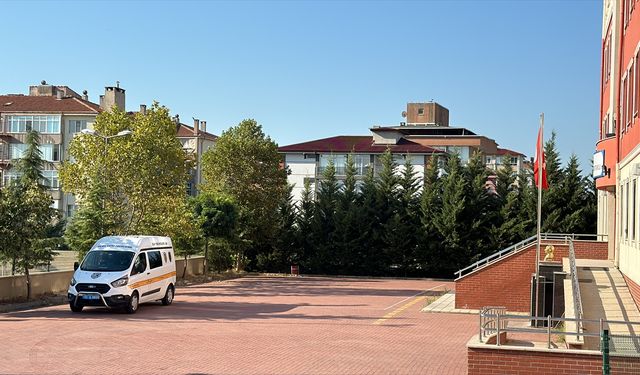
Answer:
[
  {"left": 568, "top": 239, "right": 584, "bottom": 340},
  {"left": 454, "top": 233, "right": 609, "bottom": 279},
  {"left": 479, "top": 308, "right": 640, "bottom": 356}
]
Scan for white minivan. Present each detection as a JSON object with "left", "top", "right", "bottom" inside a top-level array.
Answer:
[{"left": 68, "top": 236, "right": 176, "bottom": 314}]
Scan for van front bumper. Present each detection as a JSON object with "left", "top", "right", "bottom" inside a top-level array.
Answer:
[{"left": 68, "top": 293, "right": 131, "bottom": 308}]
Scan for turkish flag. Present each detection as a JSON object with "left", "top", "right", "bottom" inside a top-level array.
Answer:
[{"left": 534, "top": 126, "right": 549, "bottom": 190}]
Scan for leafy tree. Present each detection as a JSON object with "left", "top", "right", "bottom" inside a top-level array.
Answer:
[
  {"left": 192, "top": 193, "right": 239, "bottom": 276},
  {"left": 61, "top": 103, "right": 193, "bottom": 251},
  {"left": 200, "top": 119, "right": 288, "bottom": 270}
]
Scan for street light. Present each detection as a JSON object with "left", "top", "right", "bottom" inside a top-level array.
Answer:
[{"left": 80, "top": 128, "right": 132, "bottom": 233}]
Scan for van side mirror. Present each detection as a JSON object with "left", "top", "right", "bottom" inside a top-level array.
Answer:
[{"left": 73, "top": 261, "right": 79, "bottom": 271}]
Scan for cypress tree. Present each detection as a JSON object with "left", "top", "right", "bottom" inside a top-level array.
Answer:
[{"left": 419, "top": 156, "right": 443, "bottom": 274}]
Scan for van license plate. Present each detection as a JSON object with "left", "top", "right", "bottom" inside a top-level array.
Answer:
[{"left": 82, "top": 295, "right": 99, "bottom": 300}]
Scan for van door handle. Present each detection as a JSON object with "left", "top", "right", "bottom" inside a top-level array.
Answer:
[{"left": 146, "top": 272, "right": 150, "bottom": 275}]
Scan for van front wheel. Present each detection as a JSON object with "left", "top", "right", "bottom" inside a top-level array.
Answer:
[
  {"left": 69, "top": 303, "right": 83, "bottom": 313},
  {"left": 162, "top": 285, "right": 174, "bottom": 306},
  {"left": 126, "top": 291, "right": 139, "bottom": 314}
]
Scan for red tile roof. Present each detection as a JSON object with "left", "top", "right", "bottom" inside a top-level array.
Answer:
[
  {"left": 493, "top": 147, "right": 525, "bottom": 157},
  {"left": 278, "top": 136, "right": 445, "bottom": 154},
  {"left": 176, "top": 123, "right": 218, "bottom": 141},
  {"left": 0, "top": 95, "right": 101, "bottom": 113}
]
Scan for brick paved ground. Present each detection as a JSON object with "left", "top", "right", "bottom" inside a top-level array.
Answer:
[{"left": 0, "top": 276, "right": 476, "bottom": 375}]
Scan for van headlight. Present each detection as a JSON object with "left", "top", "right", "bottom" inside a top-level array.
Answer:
[
  {"left": 70, "top": 277, "right": 77, "bottom": 286},
  {"left": 110, "top": 276, "right": 129, "bottom": 288}
]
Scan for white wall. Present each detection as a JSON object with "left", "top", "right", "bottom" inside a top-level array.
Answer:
[{"left": 617, "top": 150, "right": 640, "bottom": 284}]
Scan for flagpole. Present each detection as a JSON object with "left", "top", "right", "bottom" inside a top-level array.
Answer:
[{"left": 535, "top": 113, "right": 544, "bottom": 326}]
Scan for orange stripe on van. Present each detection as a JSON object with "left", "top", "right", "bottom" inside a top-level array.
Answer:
[{"left": 128, "top": 271, "right": 176, "bottom": 289}]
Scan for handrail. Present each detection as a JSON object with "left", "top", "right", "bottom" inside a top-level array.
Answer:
[
  {"left": 454, "top": 233, "right": 609, "bottom": 279},
  {"left": 568, "top": 239, "right": 584, "bottom": 340},
  {"left": 479, "top": 308, "right": 640, "bottom": 352}
]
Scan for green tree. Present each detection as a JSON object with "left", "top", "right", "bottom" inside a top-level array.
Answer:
[
  {"left": 192, "top": 193, "right": 239, "bottom": 276},
  {"left": 296, "top": 180, "right": 315, "bottom": 272},
  {"left": 432, "top": 153, "right": 467, "bottom": 276},
  {"left": 309, "top": 159, "right": 340, "bottom": 274},
  {"left": 419, "top": 156, "right": 443, "bottom": 274},
  {"left": 61, "top": 103, "right": 193, "bottom": 251},
  {"left": 1, "top": 131, "right": 59, "bottom": 299},
  {"left": 200, "top": 119, "right": 288, "bottom": 270},
  {"left": 383, "top": 156, "right": 421, "bottom": 276},
  {"left": 259, "top": 184, "right": 298, "bottom": 272}
]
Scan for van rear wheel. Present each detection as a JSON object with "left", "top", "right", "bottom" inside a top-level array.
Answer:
[
  {"left": 126, "top": 291, "right": 139, "bottom": 314},
  {"left": 162, "top": 285, "right": 174, "bottom": 306}
]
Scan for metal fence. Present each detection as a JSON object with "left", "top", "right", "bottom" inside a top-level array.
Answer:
[
  {"left": 479, "top": 307, "right": 640, "bottom": 357},
  {"left": 568, "top": 239, "right": 584, "bottom": 340}
]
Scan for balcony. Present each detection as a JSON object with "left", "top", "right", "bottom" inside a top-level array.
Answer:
[{"left": 595, "top": 135, "right": 617, "bottom": 190}]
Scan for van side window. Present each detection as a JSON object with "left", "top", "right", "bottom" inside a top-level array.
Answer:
[
  {"left": 131, "top": 254, "right": 147, "bottom": 276},
  {"left": 168, "top": 252, "right": 172, "bottom": 262},
  {"left": 163, "top": 252, "right": 168, "bottom": 263},
  {"left": 148, "top": 251, "right": 163, "bottom": 269}
]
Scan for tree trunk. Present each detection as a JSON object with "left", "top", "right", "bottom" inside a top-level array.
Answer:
[
  {"left": 25, "top": 266, "right": 31, "bottom": 301},
  {"left": 11, "top": 257, "right": 16, "bottom": 275},
  {"left": 182, "top": 254, "right": 188, "bottom": 279},
  {"left": 203, "top": 239, "right": 209, "bottom": 281}
]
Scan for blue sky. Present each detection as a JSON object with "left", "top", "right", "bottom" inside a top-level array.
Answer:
[{"left": 2, "top": 0, "right": 601, "bottom": 170}]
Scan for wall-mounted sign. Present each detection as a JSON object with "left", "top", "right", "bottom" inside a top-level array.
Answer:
[{"left": 593, "top": 150, "right": 606, "bottom": 179}]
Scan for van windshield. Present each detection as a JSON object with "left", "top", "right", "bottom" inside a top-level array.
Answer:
[{"left": 81, "top": 251, "right": 135, "bottom": 272}]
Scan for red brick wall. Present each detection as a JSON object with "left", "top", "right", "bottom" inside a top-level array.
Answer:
[
  {"left": 622, "top": 272, "right": 640, "bottom": 312},
  {"left": 468, "top": 347, "right": 640, "bottom": 375},
  {"left": 455, "top": 240, "right": 609, "bottom": 312}
]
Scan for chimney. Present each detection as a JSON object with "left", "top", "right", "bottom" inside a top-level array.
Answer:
[
  {"left": 201, "top": 121, "right": 207, "bottom": 133},
  {"left": 193, "top": 119, "right": 200, "bottom": 135},
  {"left": 100, "top": 83, "right": 126, "bottom": 111},
  {"left": 82, "top": 90, "right": 88, "bottom": 101},
  {"left": 56, "top": 90, "right": 63, "bottom": 100},
  {"left": 140, "top": 104, "right": 147, "bottom": 115}
]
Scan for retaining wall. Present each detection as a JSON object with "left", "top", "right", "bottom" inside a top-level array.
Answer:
[
  {"left": 0, "top": 256, "right": 205, "bottom": 302},
  {"left": 468, "top": 345, "right": 640, "bottom": 375}
]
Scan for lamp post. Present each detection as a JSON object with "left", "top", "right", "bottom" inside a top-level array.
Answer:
[{"left": 80, "top": 129, "right": 132, "bottom": 233}]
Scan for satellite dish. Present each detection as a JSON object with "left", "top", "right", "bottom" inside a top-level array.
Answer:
[{"left": 401, "top": 111, "right": 407, "bottom": 118}]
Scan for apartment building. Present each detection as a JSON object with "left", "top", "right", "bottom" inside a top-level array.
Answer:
[
  {"left": 595, "top": 0, "right": 640, "bottom": 302},
  {"left": 0, "top": 81, "right": 217, "bottom": 216},
  {"left": 279, "top": 102, "right": 526, "bottom": 201},
  {"left": 176, "top": 118, "right": 217, "bottom": 196},
  {"left": 0, "top": 81, "right": 103, "bottom": 217}
]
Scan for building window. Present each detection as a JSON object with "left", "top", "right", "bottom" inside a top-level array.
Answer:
[
  {"left": 633, "top": 179, "right": 637, "bottom": 241},
  {"left": 9, "top": 143, "right": 27, "bottom": 159},
  {"left": 633, "top": 58, "right": 638, "bottom": 119},
  {"left": 9, "top": 143, "right": 60, "bottom": 162},
  {"left": 510, "top": 156, "right": 518, "bottom": 165},
  {"left": 625, "top": 182, "right": 629, "bottom": 240},
  {"left": 41, "top": 170, "right": 59, "bottom": 190},
  {"left": 7, "top": 115, "right": 61, "bottom": 134},
  {"left": 417, "top": 108, "right": 424, "bottom": 115},
  {"left": 68, "top": 120, "right": 87, "bottom": 134},
  {"left": 319, "top": 154, "right": 371, "bottom": 176},
  {"left": 66, "top": 204, "right": 78, "bottom": 218},
  {"left": 628, "top": 68, "right": 633, "bottom": 130}
]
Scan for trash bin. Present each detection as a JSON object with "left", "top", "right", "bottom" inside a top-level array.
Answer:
[{"left": 290, "top": 265, "right": 299, "bottom": 276}]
